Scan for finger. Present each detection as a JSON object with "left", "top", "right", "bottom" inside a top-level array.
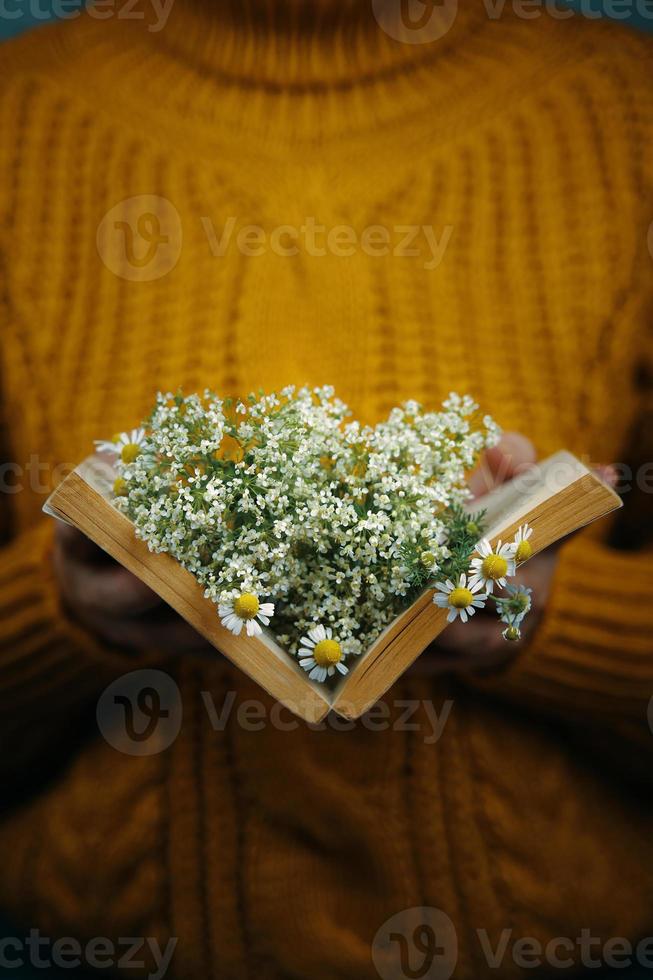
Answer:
[
  {"left": 406, "top": 612, "right": 500, "bottom": 678},
  {"left": 82, "top": 608, "right": 214, "bottom": 656},
  {"left": 595, "top": 464, "right": 618, "bottom": 489},
  {"left": 431, "top": 613, "right": 510, "bottom": 661},
  {"left": 469, "top": 431, "right": 537, "bottom": 499},
  {"left": 55, "top": 523, "right": 113, "bottom": 564},
  {"left": 55, "top": 547, "right": 162, "bottom": 617},
  {"left": 409, "top": 636, "right": 515, "bottom": 677}
]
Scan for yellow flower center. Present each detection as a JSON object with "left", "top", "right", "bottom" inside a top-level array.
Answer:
[
  {"left": 313, "top": 638, "right": 342, "bottom": 667},
  {"left": 121, "top": 443, "right": 141, "bottom": 464},
  {"left": 515, "top": 540, "right": 533, "bottom": 563},
  {"left": 113, "top": 477, "right": 128, "bottom": 498},
  {"left": 512, "top": 593, "right": 531, "bottom": 613},
  {"left": 481, "top": 554, "right": 508, "bottom": 580},
  {"left": 449, "top": 587, "right": 473, "bottom": 609},
  {"left": 233, "top": 593, "right": 260, "bottom": 620}
]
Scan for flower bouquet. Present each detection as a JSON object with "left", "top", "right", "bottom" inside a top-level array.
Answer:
[{"left": 45, "top": 386, "right": 620, "bottom": 720}]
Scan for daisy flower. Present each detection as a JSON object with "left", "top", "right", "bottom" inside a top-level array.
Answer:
[
  {"left": 469, "top": 539, "right": 516, "bottom": 593},
  {"left": 96, "top": 428, "right": 147, "bottom": 464},
  {"left": 420, "top": 550, "right": 437, "bottom": 570},
  {"left": 433, "top": 574, "right": 488, "bottom": 623},
  {"left": 219, "top": 593, "right": 275, "bottom": 637},
  {"left": 513, "top": 523, "right": 534, "bottom": 563},
  {"left": 502, "top": 625, "right": 522, "bottom": 642},
  {"left": 298, "top": 625, "right": 349, "bottom": 683},
  {"left": 496, "top": 583, "right": 532, "bottom": 625},
  {"left": 113, "top": 477, "right": 128, "bottom": 498}
]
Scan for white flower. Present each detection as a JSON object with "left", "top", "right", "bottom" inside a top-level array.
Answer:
[
  {"left": 433, "top": 574, "right": 488, "bottom": 623},
  {"left": 468, "top": 539, "right": 516, "bottom": 592},
  {"left": 112, "top": 388, "right": 503, "bottom": 657},
  {"left": 496, "top": 584, "right": 532, "bottom": 626},
  {"left": 502, "top": 625, "right": 522, "bottom": 642},
  {"left": 219, "top": 593, "right": 275, "bottom": 637},
  {"left": 95, "top": 428, "right": 147, "bottom": 464},
  {"left": 513, "top": 523, "right": 534, "bottom": 563},
  {"left": 298, "top": 624, "right": 349, "bottom": 683}
]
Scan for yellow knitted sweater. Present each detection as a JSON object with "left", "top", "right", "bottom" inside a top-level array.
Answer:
[{"left": 0, "top": 4, "right": 652, "bottom": 978}]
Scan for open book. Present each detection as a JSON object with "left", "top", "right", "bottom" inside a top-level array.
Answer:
[{"left": 44, "top": 452, "right": 620, "bottom": 722}]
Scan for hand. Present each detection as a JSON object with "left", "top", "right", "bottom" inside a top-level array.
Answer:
[
  {"left": 53, "top": 523, "right": 212, "bottom": 656},
  {"left": 409, "top": 432, "right": 556, "bottom": 678}
]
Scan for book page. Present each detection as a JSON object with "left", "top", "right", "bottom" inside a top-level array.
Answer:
[
  {"left": 44, "top": 454, "right": 117, "bottom": 521},
  {"left": 466, "top": 450, "right": 588, "bottom": 538}
]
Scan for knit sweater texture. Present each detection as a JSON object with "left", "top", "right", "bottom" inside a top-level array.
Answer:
[{"left": 0, "top": 3, "right": 652, "bottom": 977}]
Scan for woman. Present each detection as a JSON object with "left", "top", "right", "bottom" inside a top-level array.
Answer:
[{"left": 0, "top": 2, "right": 651, "bottom": 976}]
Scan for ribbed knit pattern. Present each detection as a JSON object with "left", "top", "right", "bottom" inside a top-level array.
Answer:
[{"left": 0, "top": 5, "right": 652, "bottom": 978}]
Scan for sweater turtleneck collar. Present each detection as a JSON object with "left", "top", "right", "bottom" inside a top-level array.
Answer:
[
  {"left": 50, "top": 0, "right": 582, "bottom": 148},
  {"left": 154, "top": 0, "right": 490, "bottom": 89}
]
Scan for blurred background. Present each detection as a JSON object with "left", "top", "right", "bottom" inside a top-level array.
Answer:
[{"left": 1, "top": 0, "right": 653, "bottom": 39}]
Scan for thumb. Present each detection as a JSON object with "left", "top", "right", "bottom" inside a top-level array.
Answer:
[{"left": 469, "top": 431, "right": 537, "bottom": 499}]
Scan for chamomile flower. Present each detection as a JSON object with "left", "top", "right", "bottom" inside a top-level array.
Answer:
[
  {"left": 496, "top": 583, "right": 533, "bottom": 625},
  {"left": 96, "top": 428, "right": 147, "bottom": 464},
  {"left": 502, "top": 625, "right": 522, "bottom": 642},
  {"left": 433, "top": 573, "right": 488, "bottom": 623},
  {"left": 469, "top": 539, "right": 516, "bottom": 593},
  {"left": 219, "top": 593, "right": 275, "bottom": 637},
  {"left": 420, "top": 551, "right": 438, "bottom": 570},
  {"left": 513, "top": 523, "right": 534, "bottom": 563},
  {"left": 113, "top": 477, "right": 128, "bottom": 498},
  {"left": 298, "top": 625, "right": 349, "bottom": 683}
]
